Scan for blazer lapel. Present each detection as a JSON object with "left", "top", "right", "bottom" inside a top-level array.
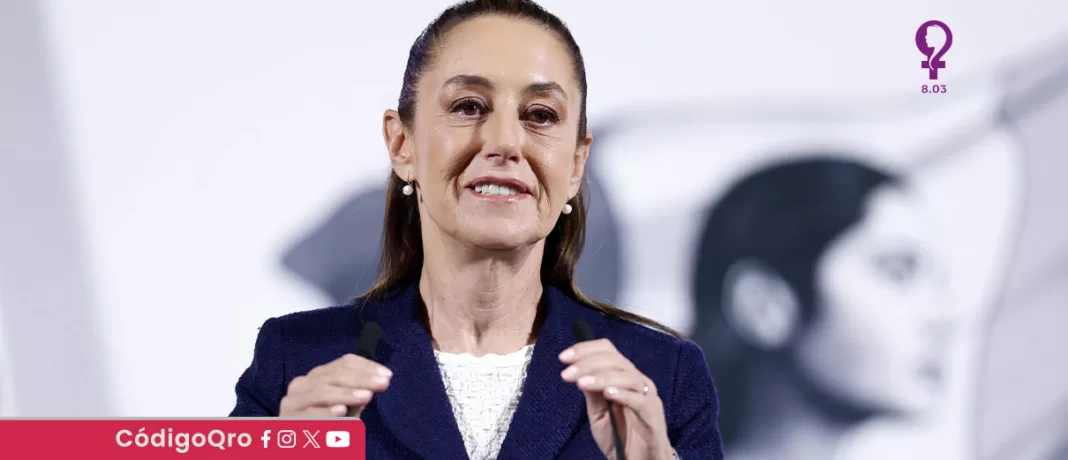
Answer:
[
  {"left": 356, "top": 283, "right": 469, "bottom": 460},
  {"left": 497, "top": 287, "right": 604, "bottom": 460}
]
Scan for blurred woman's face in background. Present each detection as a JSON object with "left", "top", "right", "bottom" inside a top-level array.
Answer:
[
  {"left": 793, "top": 185, "right": 954, "bottom": 415},
  {"left": 402, "top": 16, "right": 588, "bottom": 251}
]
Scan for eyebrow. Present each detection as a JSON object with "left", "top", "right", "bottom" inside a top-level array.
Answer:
[
  {"left": 525, "top": 81, "right": 567, "bottom": 100},
  {"left": 442, "top": 74, "right": 568, "bottom": 100},
  {"left": 443, "top": 74, "right": 494, "bottom": 90}
]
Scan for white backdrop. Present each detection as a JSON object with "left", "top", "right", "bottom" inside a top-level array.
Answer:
[
  {"left": 0, "top": 290, "right": 14, "bottom": 417},
  {"left": 3, "top": 1, "right": 1068, "bottom": 459}
]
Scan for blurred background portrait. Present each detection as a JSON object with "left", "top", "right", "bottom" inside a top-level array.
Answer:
[
  {"left": 586, "top": 70, "right": 1027, "bottom": 460},
  {"left": 690, "top": 157, "right": 954, "bottom": 460}
]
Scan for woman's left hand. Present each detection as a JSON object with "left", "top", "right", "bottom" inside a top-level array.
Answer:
[{"left": 560, "top": 339, "right": 674, "bottom": 460}]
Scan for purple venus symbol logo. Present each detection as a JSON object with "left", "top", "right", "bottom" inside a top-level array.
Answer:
[{"left": 916, "top": 20, "right": 953, "bottom": 80}]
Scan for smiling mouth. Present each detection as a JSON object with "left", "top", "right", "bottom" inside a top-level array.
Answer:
[
  {"left": 465, "top": 177, "right": 533, "bottom": 202},
  {"left": 466, "top": 184, "right": 532, "bottom": 202},
  {"left": 472, "top": 183, "right": 522, "bottom": 196},
  {"left": 918, "top": 362, "right": 944, "bottom": 384}
]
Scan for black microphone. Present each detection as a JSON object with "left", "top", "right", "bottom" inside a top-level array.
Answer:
[
  {"left": 572, "top": 320, "right": 626, "bottom": 460},
  {"left": 347, "top": 321, "right": 382, "bottom": 417},
  {"left": 356, "top": 321, "right": 382, "bottom": 359}
]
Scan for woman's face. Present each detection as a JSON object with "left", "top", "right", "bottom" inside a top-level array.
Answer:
[
  {"left": 393, "top": 16, "right": 588, "bottom": 251},
  {"left": 792, "top": 185, "right": 954, "bottom": 415}
]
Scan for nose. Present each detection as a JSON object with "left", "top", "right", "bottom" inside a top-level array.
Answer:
[
  {"left": 921, "top": 265, "right": 959, "bottom": 343},
  {"left": 481, "top": 109, "right": 523, "bottom": 164},
  {"left": 923, "top": 298, "right": 960, "bottom": 347}
]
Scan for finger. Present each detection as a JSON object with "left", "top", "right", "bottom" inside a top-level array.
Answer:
[
  {"left": 312, "top": 355, "right": 393, "bottom": 382},
  {"left": 289, "top": 373, "right": 387, "bottom": 402},
  {"left": 308, "top": 354, "right": 392, "bottom": 382},
  {"left": 286, "top": 405, "right": 337, "bottom": 418},
  {"left": 281, "top": 403, "right": 360, "bottom": 418},
  {"left": 318, "top": 367, "right": 392, "bottom": 392},
  {"left": 334, "top": 353, "right": 392, "bottom": 375},
  {"left": 559, "top": 338, "right": 617, "bottom": 364},
  {"left": 560, "top": 351, "right": 634, "bottom": 382},
  {"left": 308, "top": 356, "right": 392, "bottom": 391},
  {"left": 283, "top": 386, "right": 375, "bottom": 414},
  {"left": 575, "top": 370, "right": 654, "bottom": 396},
  {"left": 283, "top": 383, "right": 376, "bottom": 412},
  {"left": 605, "top": 385, "right": 663, "bottom": 416},
  {"left": 579, "top": 381, "right": 609, "bottom": 420}
]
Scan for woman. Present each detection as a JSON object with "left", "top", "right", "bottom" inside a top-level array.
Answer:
[
  {"left": 690, "top": 157, "right": 954, "bottom": 460},
  {"left": 229, "top": 1, "right": 724, "bottom": 459}
]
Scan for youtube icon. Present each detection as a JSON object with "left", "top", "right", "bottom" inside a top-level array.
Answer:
[{"left": 326, "top": 431, "right": 350, "bottom": 448}]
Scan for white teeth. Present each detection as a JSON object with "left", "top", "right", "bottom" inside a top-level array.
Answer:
[{"left": 474, "top": 184, "right": 520, "bottom": 196}]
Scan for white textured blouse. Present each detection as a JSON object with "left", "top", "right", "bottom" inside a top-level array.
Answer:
[{"left": 434, "top": 345, "right": 534, "bottom": 460}]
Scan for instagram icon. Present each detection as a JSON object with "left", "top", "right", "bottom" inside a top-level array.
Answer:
[{"left": 277, "top": 430, "right": 297, "bottom": 449}]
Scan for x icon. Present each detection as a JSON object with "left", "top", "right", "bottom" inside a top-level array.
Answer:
[{"left": 303, "top": 430, "right": 320, "bottom": 448}]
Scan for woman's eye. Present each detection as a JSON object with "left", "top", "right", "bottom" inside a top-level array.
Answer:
[
  {"left": 452, "top": 99, "right": 485, "bottom": 117},
  {"left": 877, "top": 253, "right": 918, "bottom": 284},
  {"left": 526, "top": 108, "right": 558, "bottom": 125}
]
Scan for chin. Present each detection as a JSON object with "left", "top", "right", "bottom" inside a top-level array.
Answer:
[
  {"left": 459, "top": 226, "right": 541, "bottom": 252},
  {"left": 871, "top": 388, "right": 937, "bottom": 416}
]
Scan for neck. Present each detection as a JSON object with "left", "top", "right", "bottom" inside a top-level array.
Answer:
[
  {"left": 729, "top": 359, "right": 865, "bottom": 460},
  {"left": 418, "top": 227, "right": 545, "bottom": 356}
]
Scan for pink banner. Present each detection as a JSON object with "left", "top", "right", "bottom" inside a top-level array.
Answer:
[{"left": 0, "top": 419, "right": 365, "bottom": 459}]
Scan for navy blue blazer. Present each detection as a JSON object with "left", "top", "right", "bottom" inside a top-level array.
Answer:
[{"left": 229, "top": 281, "right": 725, "bottom": 459}]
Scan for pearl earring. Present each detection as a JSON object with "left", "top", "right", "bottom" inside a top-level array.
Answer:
[
  {"left": 562, "top": 203, "right": 573, "bottom": 215},
  {"left": 402, "top": 173, "right": 414, "bottom": 196}
]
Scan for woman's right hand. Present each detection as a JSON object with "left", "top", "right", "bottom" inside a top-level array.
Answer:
[{"left": 278, "top": 354, "right": 393, "bottom": 417}]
